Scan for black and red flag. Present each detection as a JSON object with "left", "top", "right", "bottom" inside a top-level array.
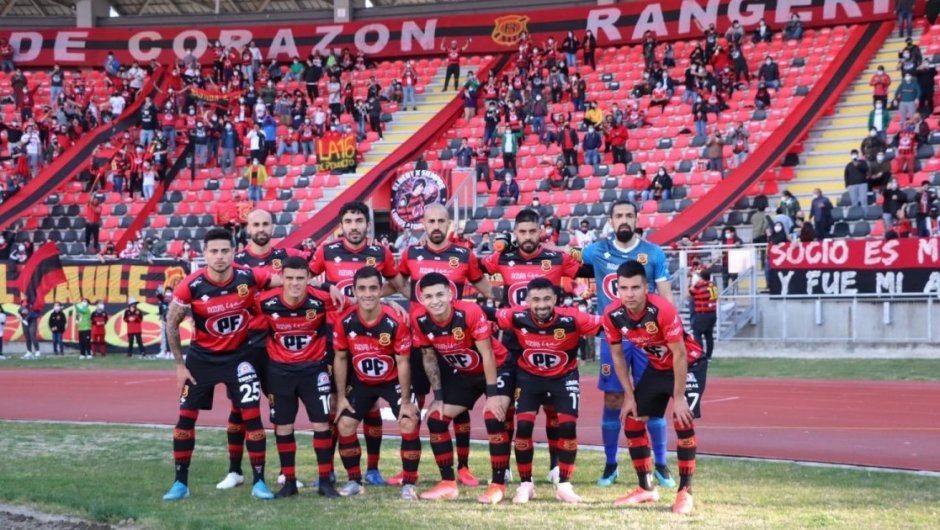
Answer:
[{"left": 17, "top": 242, "right": 67, "bottom": 310}]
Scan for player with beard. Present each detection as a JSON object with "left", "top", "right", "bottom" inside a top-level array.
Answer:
[
  {"left": 395, "top": 203, "right": 495, "bottom": 487},
  {"left": 576, "top": 200, "right": 676, "bottom": 489},
  {"left": 480, "top": 208, "right": 581, "bottom": 484},
  {"left": 310, "top": 201, "right": 408, "bottom": 486},
  {"left": 217, "top": 209, "right": 341, "bottom": 492}
]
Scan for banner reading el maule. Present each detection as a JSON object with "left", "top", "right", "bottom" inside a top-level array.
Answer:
[
  {"left": 4, "top": 0, "right": 893, "bottom": 67},
  {"left": 767, "top": 238, "right": 940, "bottom": 296}
]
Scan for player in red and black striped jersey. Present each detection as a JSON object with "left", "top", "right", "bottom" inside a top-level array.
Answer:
[
  {"left": 602, "top": 260, "right": 706, "bottom": 515},
  {"left": 688, "top": 269, "right": 718, "bottom": 360},
  {"left": 254, "top": 256, "right": 345, "bottom": 499},
  {"left": 411, "top": 272, "right": 513, "bottom": 505},
  {"left": 332, "top": 267, "right": 422, "bottom": 500},
  {"left": 224, "top": 209, "right": 318, "bottom": 492},
  {"left": 480, "top": 208, "right": 581, "bottom": 482},
  {"left": 309, "top": 201, "right": 408, "bottom": 486},
  {"left": 396, "top": 203, "right": 494, "bottom": 487},
  {"left": 163, "top": 228, "right": 281, "bottom": 502},
  {"left": 494, "top": 277, "right": 602, "bottom": 504}
]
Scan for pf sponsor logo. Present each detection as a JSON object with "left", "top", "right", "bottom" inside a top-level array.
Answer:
[
  {"left": 206, "top": 310, "right": 249, "bottom": 337},
  {"left": 441, "top": 349, "right": 480, "bottom": 371},
  {"left": 601, "top": 272, "right": 619, "bottom": 301},
  {"left": 237, "top": 284, "right": 249, "bottom": 297},
  {"left": 491, "top": 15, "right": 529, "bottom": 47},
  {"left": 523, "top": 349, "right": 566, "bottom": 371}
]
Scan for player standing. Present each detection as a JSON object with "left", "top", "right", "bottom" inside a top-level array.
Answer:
[
  {"left": 254, "top": 256, "right": 344, "bottom": 499},
  {"left": 480, "top": 208, "right": 581, "bottom": 483},
  {"left": 578, "top": 200, "right": 676, "bottom": 488},
  {"left": 495, "top": 278, "right": 601, "bottom": 504},
  {"left": 163, "top": 228, "right": 277, "bottom": 501},
  {"left": 332, "top": 267, "right": 422, "bottom": 500},
  {"left": 396, "top": 203, "right": 494, "bottom": 487},
  {"left": 603, "top": 261, "right": 706, "bottom": 515},
  {"left": 310, "top": 201, "right": 407, "bottom": 485},
  {"left": 412, "top": 273, "right": 513, "bottom": 504}
]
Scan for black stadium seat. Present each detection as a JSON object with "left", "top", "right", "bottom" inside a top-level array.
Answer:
[
  {"left": 589, "top": 203, "right": 606, "bottom": 215},
  {"left": 851, "top": 222, "right": 871, "bottom": 237},
  {"left": 831, "top": 222, "right": 850, "bottom": 238},
  {"left": 159, "top": 203, "right": 174, "bottom": 215},
  {"left": 62, "top": 230, "right": 78, "bottom": 243}
]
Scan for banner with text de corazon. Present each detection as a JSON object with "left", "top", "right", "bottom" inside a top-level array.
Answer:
[
  {"left": 316, "top": 132, "right": 357, "bottom": 173},
  {"left": 768, "top": 238, "right": 940, "bottom": 296},
  {"left": 3, "top": 0, "right": 895, "bottom": 67}
]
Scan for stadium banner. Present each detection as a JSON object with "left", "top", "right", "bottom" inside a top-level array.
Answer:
[
  {"left": 188, "top": 87, "right": 245, "bottom": 103},
  {"left": 767, "top": 238, "right": 940, "bottom": 296},
  {"left": 390, "top": 169, "right": 448, "bottom": 231},
  {"left": 5, "top": 0, "right": 893, "bottom": 67},
  {"left": 1, "top": 259, "right": 193, "bottom": 348},
  {"left": 316, "top": 132, "right": 357, "bottom": 172}
]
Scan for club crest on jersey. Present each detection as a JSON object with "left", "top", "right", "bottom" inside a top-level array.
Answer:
[
  {"left": 237, "top": 284, "right": 249, "bottom": 297},
  {"left": 541, "top": 259, "right": 553, "bottom": 271},
  {"left": 452, "top": 327, "right": 465, "bottom": 340},
  {"left": 637, "top": 253, "right": 649, "bottom": 265},
  {"left": 553, "top": 328, "right": 566, "bottom": 340},
  {"left": 378, "top": 333, "right": 392, "bottom": 346},
  {"left": 448, "top": 256, "right": 460, "bottom": 268},
  {"left": 271, "top": 258, "right": 283, "bottom": 271},
  {"left": 645, "top": 321, "right": 659, "bottom": 334},
  {"left": 601, "top": 363, "right": 611, "bottom": 376},
  {"left": 366, "top": 256, "right": 377, "bottom": 266},
  {"left": 306, "top": 309, "right": 318, "bottom": 321}
]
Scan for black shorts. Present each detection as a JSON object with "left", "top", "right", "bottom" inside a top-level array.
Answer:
[
  {"left": 634, "top": 360, "right": 708, "bottom": 419},
  {"left": 409, "top": 347, "right": 431, "bottom": 397},
  {"left": 225, "top": 344, "right": 271, "bottom": 403},
  {"left": 341, "top": 379, "right": 415, "bottom": 422},
  {"left": 514, "top": 368, "right": 580, "bottom": 417},
  {"left": 267, "top": 361, "right": 332, "bottom": 425},
  {"left": 441, "top": 363, "right": 515, "bottom": 410},
  {"left": 180, "top": 353, "right": 261, "bottom": 411}
]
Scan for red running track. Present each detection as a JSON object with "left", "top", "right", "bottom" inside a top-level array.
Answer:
[{"left": 2, "top": 369, "right": 938, "bottom": 472}]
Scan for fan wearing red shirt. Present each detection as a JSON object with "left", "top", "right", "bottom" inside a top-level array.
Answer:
[
  {"left": 602, "top": 260, "right": 706, "bottom": 515},
  {"left": 396, "top": 203, "right": 494, "bottom": 487},
  {"left": 254, "top": 256, "right": 344, "bottom": 499},
  {"left": 162, "top": 228, "right": 281, "bottom": 502},
  {"left": 90, "top": 302, "right": 108, "bottom": 357},
  {"left": 411, "top": 273, "right": 512, "bottom": 505},
  {"left": 123, "top": 298, "right": 146, "bottom": 357},
  {"left": 332, "top": 267, "right": 421, "bottom": 500},
  {"left": 495, "top": 278, "right": 601, "bottom": 505}
]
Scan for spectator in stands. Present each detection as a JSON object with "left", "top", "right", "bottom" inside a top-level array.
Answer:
[
  {"left": 219, "top": 121, "right": 240, "bottom": 177},
  {"left": 441, "top": 38, "right": 471, "bottom": 91},
  {"left": 758, "top": 57, "right": 781, "bottom": 89},
  {"left": 104, "top": 51, "right": 120, "bottom": 77},
  {"left": 626, "top": 168, "right": 649, "bottom": 203},
  {"left": 894, "top": 72, "right": 921, "bottom": 127},
  {"left": 557, "top": 121, "right": 578, "bottom": 168},
  {"left": 394, "top": 229, "right": 419, "bottom": 252},
  {"left": 778, "top": 190, "right": 801, "bottom": 223},
  {"left": 895, "top": 123, "right": 918, "bottom": 185},
  {"left": 562, "top": 31, "right": 579, "bottom": 69},
  {"left": 401, "top": 60, "right": 418, "bottom": 111},
  {"left": 571, "top": 219, "right": 597, "bottom": 248},
  {"left": 531, "top": 196, "right": 551, "bottom": 225},
  {"left": 705, "top": 131, "right": 725, "bottom": 174},
  {"left": 190, "top": 121, "right": 209, "bottom": 168},
  {"left": 861, "top": 129, "right": 887, "bottom": 162},
  {"left": 869, "top": 66, "right": 891, "bottom": 107},
  {"left": 99, "top": 241, "right": 118, "bottom": 262},
  {"left": 882, "top": 178, "right": 907, "bottom": 230},
  {"left": 244, "top": 158, "right": 268, "bottom": 203},
  {"left": 722, "top": 20, "right": 743, "bottom": 46},
  {"left": 868, "top": 101, "right": 890, "bottom": 141},
  {"left": 276, "top": 127, "right": 300, "bottom": 159},
  {"left": 897, "top": 0, "right": 915, "bottom": 39},
  {"left": 914, "top": 182, "right": 937, "bottom": 236},
  {"left": 367, "top": 96, "right": 384, "bottom": 140},
  {"left": 124, "top": 298, "right": 145, "bottom": 357},
  {"left": 719, "top": 226, "right": 744, "bottom": 284},
  {"left": 497, "top": 174, "right": 520, "bottom": 206},
  {"left": 752, "top": 18, "right": 773, "bottom": 43},
  {"left": 0, "top": 38, "right": 13, "bottom": 72},
  {"left": 643, "top": 166, "right": 673, "bottom": 201},
  {"left": 692, "top": 95, "right": 709, "bottom": 138},
  {"left": 809, "top": 188, "right": 834, "bottom": 240},
  {"left": 844, "top": 149, "right": 870, "bottom": 207},
  {"left": 18, "top": 299, "right": 39, "bottom": 358},
  {"left": 725, "top": 122, "right": 749, "bottom": 168},
  {"left": 783, "top": 13, "right": 804, "bottom": 40},
  {"left": 868, "top": 151, "right": 891, "bottom": 190},
  {"left": 462, "top": 79, "right": 478, "bottom": 121},
  {"left": 141, "top": 162, "right": 157, "bottom": 201},
  {"left": 582, "top": 30, "right": 597, "bottom": 71},
  {"left": 750, "top": 196, "right": 772, "bottom": 244},
  {"left": 754, "top": 82, "right": 772, "bottom": 110},
  {"left": 474, "top": 144, "right": 491, "bottom": 190},
  {"left": 544, "top": 158, "right": 571, "bottom": 191},
  {"left": 455, "top": 138, "right": 474, "bottom": 168},
  {"left": 583, "top": 124, "right": 602, "bottom": 174},
  {"left": 641, "top": 31, "right": 659, "bottom": 70},
  {"left": 912, "top": 112, "right": 931, "bottom": 146},
  {"left": 607, "top": 118, "right": 629, "bottom": 165},
  {"left": 414, "top": 154, "right": 429, "bottom": 171},
  {"left": 529, "top": 94, "right": 548, "bottom": 141},
  {"left": 769, "top": 220, "right": 789, "bottom": 244}
]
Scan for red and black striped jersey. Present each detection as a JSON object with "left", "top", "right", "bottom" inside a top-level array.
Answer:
[
  {"left": 398, "top": 242, "right": 484, "bottom": 302},
  {"left": 254, "top": 286, "right": 338, "bottom": 365},
  {"left": 689, "top": 280, "right": 718, "bottom": 314},
  {"left": 481, "top": 245, "right": 580, "bottom": 306},
  {"left": 333, "top": 305, "right": 411, "bottom": 385},
  {"left": 497, "top": 306, "right": 601, "bottom": 377},
  {"left": 602, "top": 293, "right": 703, "bottom": 371},
  {"left": 309, "top": 240, "right": 398, "bottom": 297},
  {"left": 172, "top": 266, "right": 271, "bottom": 360},
  {"left": 235, "top": 246, "right": 306, "bottom": 336},
  {"left": 412, "top": 300, "right": 508, "bottom": 376}
]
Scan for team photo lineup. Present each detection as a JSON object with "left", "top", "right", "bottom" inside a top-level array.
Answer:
[{"left": 162, "top": 200, "right": 703, "bottom": 514}]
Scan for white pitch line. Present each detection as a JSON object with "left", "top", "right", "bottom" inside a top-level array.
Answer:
[
  {"left": 703, "top": 396, "right": 740, "bottom": 404},
  {"left": 123, "top": 378, "right": 174, "bottom": 385}
]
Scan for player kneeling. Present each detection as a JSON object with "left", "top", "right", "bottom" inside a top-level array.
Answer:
[
  {"left": 413, "top": 273, "right": 513, "bottom": 504},
  {"left": 332, "top": 267, "right": 422, "bottom": 500},
  {"left": 604, "top": 261, "right": 707, "bottom": 515}
]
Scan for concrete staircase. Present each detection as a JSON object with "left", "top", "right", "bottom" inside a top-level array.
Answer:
[
  {"left": 315, "top": 65, "right": 474, "bottom": 209},
  {"left": 786, "top": 29, "right": 921, "bottom": 199}
]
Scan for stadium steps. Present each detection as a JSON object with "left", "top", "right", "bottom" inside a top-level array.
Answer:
[{"left": 788, "top": 30, "right": 921, "bottom": 197}]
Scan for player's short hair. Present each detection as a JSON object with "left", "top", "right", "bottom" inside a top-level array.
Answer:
[
  {"left": 616, "top": 260, "right": 648, "bottom": 283},
  {"left": 353, "top": 265, "right": 383, "bottom": 287},
  {"left": 609, "top": 199, "right": 638, "bottom": 217},
  {"left": 339, "top": 201, "right": 370, "bottom": 221},
  {"left": 204, "top": 227, "right": 233, "bottom": 246},
  {"left": 418, "top": 272, "right": 450, "bottom": 292},
  {"left": 515, "top": 208, "right": 540, "bottom": 226},
  {"left": 526, "top": 277, "right": 555, "bottom": 294},
  {"left": 281, "top": 256, "right": 309, "bottom": 273}
]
